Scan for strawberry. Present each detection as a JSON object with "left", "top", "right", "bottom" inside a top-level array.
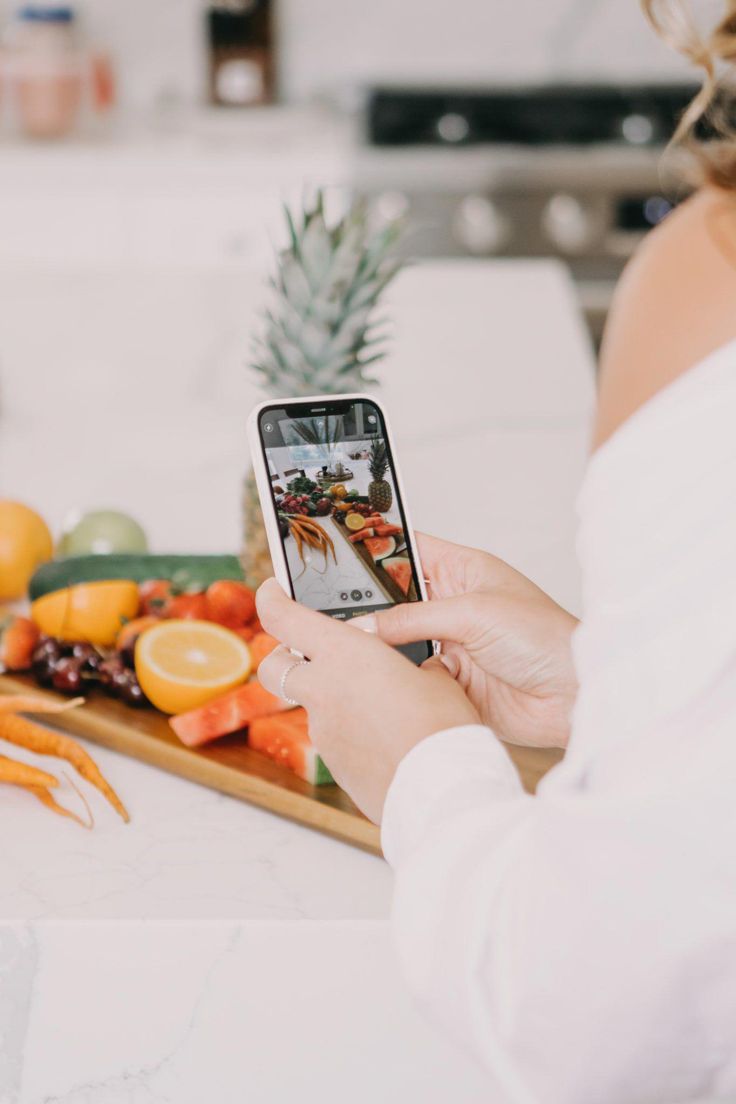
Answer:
[{"left": 0, "top": 615, "right": 40, "bottom": 672}]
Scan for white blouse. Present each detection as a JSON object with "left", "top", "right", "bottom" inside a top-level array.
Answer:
[{"left": 382, "top": 339, "right": 736, "bottom": 1104}]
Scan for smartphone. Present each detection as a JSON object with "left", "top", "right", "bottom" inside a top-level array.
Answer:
[{"left": 247, "top": 393, "right": 433, "bottom": 665}]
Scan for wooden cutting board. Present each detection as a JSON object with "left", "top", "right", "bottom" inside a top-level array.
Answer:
[
  {"left": 0, "top": 673, "right": 562, "bottom": 855},
  {"left": 332, "top": 518, "right": 417, "bottom": 604}
]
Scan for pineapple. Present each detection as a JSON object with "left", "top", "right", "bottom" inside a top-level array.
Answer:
[
  {"left": 368, "top": 439, "right": 393, "bottom": 513},
  {"left": 242, "top": 470, "right": 274, "bottom": 588},
  {"left": 242, "top": 192, "right": 403, "bottom": 585}
]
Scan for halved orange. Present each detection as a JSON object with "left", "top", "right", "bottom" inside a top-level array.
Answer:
[
  {"left": 135, "top": 619, "right": 251, "bottom": 715},
  {"left": 345, "top": 512, "right": 365, "bottom": 532}
]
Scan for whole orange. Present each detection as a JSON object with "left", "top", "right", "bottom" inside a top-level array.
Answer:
[{"left": 0, "top": 501, "right": 54, "bottom": 600}]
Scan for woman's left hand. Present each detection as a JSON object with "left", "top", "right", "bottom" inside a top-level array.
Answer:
[{"left": 256, "top": 578, "right": 481, "bottom": 824}]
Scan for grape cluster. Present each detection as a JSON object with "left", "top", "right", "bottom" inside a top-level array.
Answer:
[{"left": 31, "top": 637, "right": 148, "bottom": 707}]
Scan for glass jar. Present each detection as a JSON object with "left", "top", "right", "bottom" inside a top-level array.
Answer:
[{"left": 4, "top": 6, "right": 84, "bottom": 139}]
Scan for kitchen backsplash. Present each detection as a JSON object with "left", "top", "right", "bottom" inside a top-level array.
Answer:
[{"left": 0, "top": 0, "right": 691, "bottom": 110}]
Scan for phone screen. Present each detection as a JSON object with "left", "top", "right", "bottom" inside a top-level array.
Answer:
[{"left": 258, "top": 397, "right": 433, "bottom": 665}]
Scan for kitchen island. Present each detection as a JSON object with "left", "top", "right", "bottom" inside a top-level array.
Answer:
[{"left": 0, "top": 259, "right": 594, "bottom": 1102}]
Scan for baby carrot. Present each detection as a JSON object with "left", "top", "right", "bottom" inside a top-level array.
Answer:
[{"left": 0, "top": 713, "right": 129, "bottom": 823}]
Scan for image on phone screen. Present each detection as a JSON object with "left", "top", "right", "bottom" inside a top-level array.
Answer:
[{"left": 258, "top": 398, "right": 432, "bottom": 665}]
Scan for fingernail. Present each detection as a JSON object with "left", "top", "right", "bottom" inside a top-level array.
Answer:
[
  {"left": 350, "top": 613, "right": 378, "bottom": 634},
  {"left": 439, "top": 652, "right": 460, "bottom": 678}
]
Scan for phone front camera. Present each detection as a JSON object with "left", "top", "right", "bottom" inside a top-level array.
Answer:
[{"left": 264, "top": 422, "right": 274, "bottom": 433}]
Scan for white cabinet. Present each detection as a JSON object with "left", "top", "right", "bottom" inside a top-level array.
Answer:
[{"left": 0, "top": 109, "right": 349, "bottom": 267}]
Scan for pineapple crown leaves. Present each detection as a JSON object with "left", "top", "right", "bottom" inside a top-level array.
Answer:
[
  {"left": 368, "top": 437, "right": 389, "bottom": 481},
  {"left": 251, "top": 191, "right": 404, "bottom": 397}
]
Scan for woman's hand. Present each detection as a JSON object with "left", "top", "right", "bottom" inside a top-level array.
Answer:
[
  {"left": 366, "top": 534, "right": 578, "bottom": 749},
  {"left": 256, "top": 578, "right": 481, "bottom": 824}
]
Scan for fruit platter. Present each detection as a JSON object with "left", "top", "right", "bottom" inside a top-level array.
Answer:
[{"left": 0, "top": 502, "right": 380, "bottom": 852}]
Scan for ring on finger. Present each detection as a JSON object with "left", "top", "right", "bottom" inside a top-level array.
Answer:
[{"left": 280, "top": 658, "right": 310, "bottom": 706}]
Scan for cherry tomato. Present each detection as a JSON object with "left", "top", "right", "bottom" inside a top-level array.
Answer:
[
  {"left": 138, "top": 579, "right": 173, "bottom": 617},
  {"left": 205, "top": 580, "right": 257, "bottom": 629},
  {"left": 167, "top": 592, "right": 209, "bottom": 620}
]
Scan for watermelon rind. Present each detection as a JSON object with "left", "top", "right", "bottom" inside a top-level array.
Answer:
[{"left": 313, "top": 755, "right": 335, "bottom": 786}]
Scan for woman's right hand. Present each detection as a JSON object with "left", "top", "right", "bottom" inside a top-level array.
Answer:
[{"left": 369, "top": 534, "right": 579, "bottom": 749}]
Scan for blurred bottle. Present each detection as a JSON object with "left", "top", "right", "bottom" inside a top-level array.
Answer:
[
  {"left": 206, "top": 1, "right": 274, "bottom": 108},
  {"left": 1, "top": 5, "right": 115, "bottom": 140}
]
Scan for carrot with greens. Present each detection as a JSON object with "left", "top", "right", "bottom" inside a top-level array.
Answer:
[
  {"left": 286, "top": 516, "right": 336, "bottom": 573},
  {"left": 0, "top": 712, "right": 129, "bottom": 822}
]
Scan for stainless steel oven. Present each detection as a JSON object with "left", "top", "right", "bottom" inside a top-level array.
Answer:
[{"left": 352, "top": 84, "right": 697, "bottom": 344}]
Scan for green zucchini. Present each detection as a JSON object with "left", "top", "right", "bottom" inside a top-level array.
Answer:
[{"left": 29, "top": 554, "right": 245, "bottom": 602}]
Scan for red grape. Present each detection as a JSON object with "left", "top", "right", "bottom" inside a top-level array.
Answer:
[{"left": 51, "top": 657, "right": 83, "bottom": 694}]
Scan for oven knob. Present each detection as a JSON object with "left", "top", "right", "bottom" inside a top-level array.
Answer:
[
  {"left": 436, "top": 112, "right": 470, "bottom": 143},
  {"left": 621, "top": 113, "right": 654, "bottom": 145},
  {"left": 541, "top": 194, "right": 591, "bottom": 253},
  {"left": 372, "top": 190, "right": 410, "bottom": 226},
  {"left": 453, "top": 195, "right": 510, "bottom": 254}
]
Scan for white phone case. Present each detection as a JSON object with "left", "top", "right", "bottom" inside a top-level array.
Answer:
[{"left": 246, "top": 393, "right": 431, "bottom": 612}]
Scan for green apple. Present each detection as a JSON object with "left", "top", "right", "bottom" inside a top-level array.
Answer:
[{"left": 58, "top": 510, "right": 149, "bottom": 556}]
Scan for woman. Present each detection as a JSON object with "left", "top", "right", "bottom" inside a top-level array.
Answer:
[{"left": 258, "top": 3, "right": 736, "bottom": 1100}]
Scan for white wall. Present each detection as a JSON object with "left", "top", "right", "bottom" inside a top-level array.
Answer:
[
  {"left": 1, "top": 0, "right": 691, "bottom": 111},
  {"left": 278, "top": 0, "right": 690, "bottom": 102}
]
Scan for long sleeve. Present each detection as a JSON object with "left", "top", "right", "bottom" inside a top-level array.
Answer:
[
  {"left": 382, "top": 724, "right": 736, "bottom": 1104},
  {"left": 382, "top": 339, "right": 736, "bottom": 1103}
]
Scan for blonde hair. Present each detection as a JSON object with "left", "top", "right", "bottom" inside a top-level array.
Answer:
[{"left": 642, "top": 0, "right": 736, "bottom": 189}]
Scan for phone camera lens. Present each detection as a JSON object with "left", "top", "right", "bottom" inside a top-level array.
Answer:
[{"left": 264, "top": 422, "right": 274, "bottom": 433}]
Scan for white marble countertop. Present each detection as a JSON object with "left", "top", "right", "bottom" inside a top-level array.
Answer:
[{"left": 0, "top": 259, "right": 594, "bottom": 1102}]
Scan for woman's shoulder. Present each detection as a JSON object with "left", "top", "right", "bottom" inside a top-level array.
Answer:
[{"left": 594, "top": 186, "right": 736, "bottom": 448}]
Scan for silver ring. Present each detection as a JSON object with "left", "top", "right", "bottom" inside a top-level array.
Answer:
[{"left": 279, "top": 658, "right": 309, "bottom": 706}]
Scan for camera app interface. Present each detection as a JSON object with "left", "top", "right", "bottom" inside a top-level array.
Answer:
[{"left": 260, "top": 400, "right": 424, "bottom": 629}]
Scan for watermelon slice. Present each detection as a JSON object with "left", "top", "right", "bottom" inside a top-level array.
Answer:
[
  {"left": 383, "top": 556, "right": 413, "bottom": 596},
  {"left": 170, "top": 678, "right": 290, "bottom": 747},
  {"left": 363, "top": 535, "right": 396, "bottom": 562},
  {"left": 249, "top": 708, "right": 334, "bottom": 785},
  {"left": 248, "top": 631, "right": 279, "bottom": 671}
]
